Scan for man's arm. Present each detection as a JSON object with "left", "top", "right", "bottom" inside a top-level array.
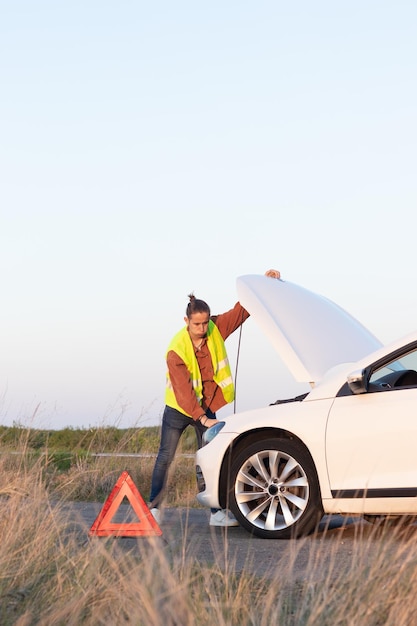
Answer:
[
  {"left": 212, "top": 301, "right": 250, "bottom": 341},
  {"left": 166, "top": 350, "right": 204, "bottom": 421}
]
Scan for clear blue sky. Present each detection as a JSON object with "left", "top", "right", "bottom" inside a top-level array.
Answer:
[{"left": 1, "top": 1, "right": 416, "bottom": 430}]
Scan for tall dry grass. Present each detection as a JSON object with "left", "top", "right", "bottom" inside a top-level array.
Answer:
[
  {"left": 2, "top": 440, "right": 417, "bottom": 624},
  {"left": 0, "top": 423, "right": 198, "bottom": 507}
]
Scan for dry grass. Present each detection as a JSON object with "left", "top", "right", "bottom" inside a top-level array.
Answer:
[
  {"left": 2, "top": 443, "right": 417, "bottom": 624},
  {"left": 0, "top": 435, "right": 198, "bottom": 508},
  {"left": 49, "top": 453, "right": 198, "bottom": 507}
]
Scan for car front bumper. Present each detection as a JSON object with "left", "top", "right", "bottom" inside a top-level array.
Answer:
[{"left": 195, "top": 429, "right": 238, "bottom": 509}]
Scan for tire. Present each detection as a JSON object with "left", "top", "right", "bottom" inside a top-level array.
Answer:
[{"left": 228, "top": 438, "right": 323, "bottom": 539}]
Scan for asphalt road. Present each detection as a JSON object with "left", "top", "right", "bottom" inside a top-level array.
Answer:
[{"left": 64, "top": 502, "right": 417, "bottom": 582}]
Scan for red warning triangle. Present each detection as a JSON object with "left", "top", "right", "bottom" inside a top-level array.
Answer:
[{"left": 89, "top": 470, "right": 162, "bottom": 537}]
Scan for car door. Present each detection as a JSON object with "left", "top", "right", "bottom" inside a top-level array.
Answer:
[{"left": 325, "top": 346, "right": 417, "bottom": 503}]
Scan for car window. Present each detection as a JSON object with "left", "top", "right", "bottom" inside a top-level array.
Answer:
[{"left": 369, "top": 347, "right": 417, "bottom": 389}]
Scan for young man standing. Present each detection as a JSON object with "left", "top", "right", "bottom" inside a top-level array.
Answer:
[{"left": 149, "top": 269, "right": 280, "bottom": 526}]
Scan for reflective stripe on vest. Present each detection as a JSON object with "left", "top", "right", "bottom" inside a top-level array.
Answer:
[{"left": 165, "top": 320, "right": 234, "bottom": 416}]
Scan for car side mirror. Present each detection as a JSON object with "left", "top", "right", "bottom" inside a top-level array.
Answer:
[{"left": 347, "top": 369, "right": 368, "bottom": 395}]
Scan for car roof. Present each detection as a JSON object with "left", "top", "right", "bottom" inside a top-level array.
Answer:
[{"left": 237, "top": 274, "right": 383, "bottom": 384}]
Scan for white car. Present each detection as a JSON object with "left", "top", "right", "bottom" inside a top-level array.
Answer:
[{"left": 195, "top": 274, "right": 417, "bottom": 539}]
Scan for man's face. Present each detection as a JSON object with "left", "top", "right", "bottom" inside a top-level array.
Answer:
[{"left": 185, "top": 312, "right": 210, "bottom": 342}]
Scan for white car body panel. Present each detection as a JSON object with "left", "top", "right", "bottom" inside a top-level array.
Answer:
[
  {"left": 323, "top": 497, "right": 417, "bottom": 515},
  {"left": 197, "top": 399, "right": 334, "bottom": 509},
  {"left": 326, "top": 389, "right": 417, "bottom": 491},
  {"left": 237, "top": 275, "right": 382, "bottom": 383}
]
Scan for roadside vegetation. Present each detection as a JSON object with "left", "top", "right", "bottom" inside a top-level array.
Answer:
[
  {"left": 0, "top": 425, "right": 198, "bottom": 504},
  {"left": 1, "top": 427, "right": 417, "bottom": 624},
  {"left": 0, "top": 424, "right": 199, "bottom": 457}
]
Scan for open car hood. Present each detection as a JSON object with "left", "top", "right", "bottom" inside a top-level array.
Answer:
[{"left": 236, "top": 275, "right": 383, "bottom": 384}]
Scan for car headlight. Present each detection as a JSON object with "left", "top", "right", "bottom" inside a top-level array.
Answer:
[{"left": 202, "top": 421, "right": 225, "bottom": 446}]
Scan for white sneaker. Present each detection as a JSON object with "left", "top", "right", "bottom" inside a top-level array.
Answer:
[
  {"left": 209, "top": 509, "right": 239, "bottom": 527},
  {"left": 150, "top": 507, "right": 161, "bottom": 525}
]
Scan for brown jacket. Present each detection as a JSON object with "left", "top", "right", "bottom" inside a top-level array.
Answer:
[{"left": 166, "top": 302, "right": 249, "bottom": 419}]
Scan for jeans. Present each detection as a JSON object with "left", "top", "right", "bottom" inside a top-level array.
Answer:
[{"left": 149, "top": 405, "right": 216, "bottom": 510}]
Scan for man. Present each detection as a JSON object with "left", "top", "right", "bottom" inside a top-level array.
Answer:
[{"left": 149, "top": 269, "right": 281, "bottom": 526}]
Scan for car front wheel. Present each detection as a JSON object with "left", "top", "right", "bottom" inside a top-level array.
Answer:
[{"left": 228, "top": 438, "right": 323, "bottom": 539}]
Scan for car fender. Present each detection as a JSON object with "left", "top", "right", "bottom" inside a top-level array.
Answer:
[{"left": 200, "top": 399, "right": 335, "bottom": 503}]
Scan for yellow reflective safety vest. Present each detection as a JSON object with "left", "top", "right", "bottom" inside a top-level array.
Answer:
[{"left": 165, "top": 320, "right": 234, "bottom": 416}]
